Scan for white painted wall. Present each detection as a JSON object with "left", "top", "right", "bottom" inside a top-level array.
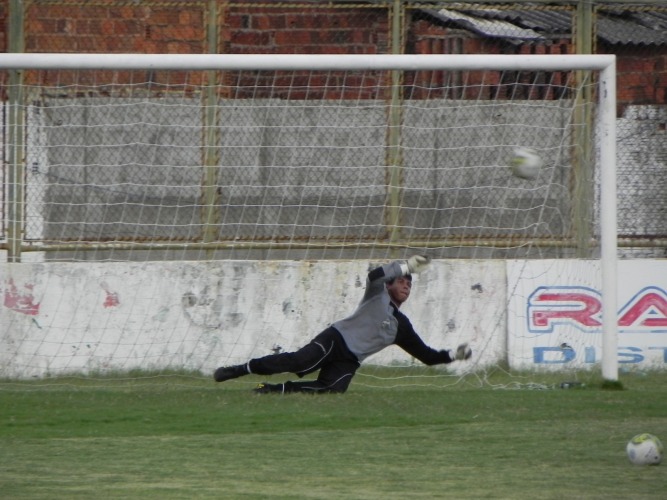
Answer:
[
  {"left": 4, "top": 258, "right": 667, "bottom": 379},
  {"left": 0, "top": 260, "right": 506, "bottom": 378}
]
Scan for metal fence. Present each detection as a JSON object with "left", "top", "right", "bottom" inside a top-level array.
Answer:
[{"left": 2, "top": 1, "right": 667, "bottom": 261}]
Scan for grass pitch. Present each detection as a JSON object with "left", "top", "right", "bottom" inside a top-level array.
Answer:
[{"left": 1, "top": 370, "right": 666, "bottom": 499}]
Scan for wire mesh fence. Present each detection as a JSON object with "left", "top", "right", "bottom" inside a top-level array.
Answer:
[{"left": 2, "top": 1, "right": 666, "bottom": 261}]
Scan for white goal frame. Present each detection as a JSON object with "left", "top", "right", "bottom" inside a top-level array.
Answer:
[{"left": 0, "top": 53, "right": 618, "bottom": 381}]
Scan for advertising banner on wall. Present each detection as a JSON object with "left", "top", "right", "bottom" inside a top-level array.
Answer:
[{"left": 507, "top": 260, "right": 667, "bottom": 370}]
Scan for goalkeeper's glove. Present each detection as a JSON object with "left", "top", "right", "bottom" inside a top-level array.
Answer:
[
  {"left": 406, "top": 255, "right": 431, "bottom": 274},
  {"left": 453, "top": 343, "right": 472, "bottom": 361}
]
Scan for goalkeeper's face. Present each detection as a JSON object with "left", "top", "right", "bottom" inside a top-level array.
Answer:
[{"left": 387, "top": 276, "right": 412, "bottom": 307}]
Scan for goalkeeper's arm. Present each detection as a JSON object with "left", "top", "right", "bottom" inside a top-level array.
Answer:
[
  {"left": 399, "top": 255, "right": 431, "bottom": 276},
  {"left": 367, "top": 256, "right": 432, "bottom": 284},
  {"left": 394, "top": 310, "right": 472, "bottom": 364},
  {"left": 393, "top": 313, "right": 453, "bottom": 365}
]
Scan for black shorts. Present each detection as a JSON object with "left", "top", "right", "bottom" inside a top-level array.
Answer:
[{"left": 249, "top": 326, "right": 360, "bottom": 393}]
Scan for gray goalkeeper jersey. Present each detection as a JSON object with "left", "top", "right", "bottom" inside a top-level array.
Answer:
[{"left": 332, "top": 260, "right": 406, "bottom": 362}]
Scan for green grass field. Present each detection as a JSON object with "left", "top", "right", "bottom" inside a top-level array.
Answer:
[{"left": 1, "top": 370, "right": 666, "bottom": 499}]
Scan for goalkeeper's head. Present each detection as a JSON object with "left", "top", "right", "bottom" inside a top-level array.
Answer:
[
  {"left": 387, "top": 274, "right": 412, "bottom": 285},
  {"left": 386, "top": 275, "right": 412, "bottom": 307}
]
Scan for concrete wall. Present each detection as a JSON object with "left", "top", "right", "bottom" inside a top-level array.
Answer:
[
  {"left": 34, "top": 97, "right": 572, "bottom": 247},
  {"left": 0, "top": 259, "right": 506, "bottom": 378},
  {"left": 28, "top": 97, "right": 667, "bottom": 259}
]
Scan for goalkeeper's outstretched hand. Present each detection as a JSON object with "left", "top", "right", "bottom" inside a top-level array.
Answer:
[
  {"left": 406, "top": 255, "right": 431, "bottom": 274},
  {"left": 454, "top": 343, "right": 472, "bottom": 361}
]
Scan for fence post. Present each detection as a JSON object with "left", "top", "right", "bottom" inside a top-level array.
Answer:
[
  {"left": 386, "top": 0, "right": 405, "bottom": 249},
  {"left": 573, "top": 0, "right": 595, "bottom": 257},
  {"left": 7, "top": 0, "right": 26, "bottom": 263},
  {"left": 202, "top": 0, "right": 222, "bottom": 257}
]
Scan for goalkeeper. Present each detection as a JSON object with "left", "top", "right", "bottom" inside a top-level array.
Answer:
[{"left": 214, "top": 256, "right": 472, "bottom": 394}]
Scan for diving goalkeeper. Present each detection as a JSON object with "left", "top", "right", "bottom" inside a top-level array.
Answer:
[{"left": 214, "top": 256, "right": 472, "bottom": 394}]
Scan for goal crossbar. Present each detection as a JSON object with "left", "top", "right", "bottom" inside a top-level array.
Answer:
[{"left": 0, "top": 53, "right": 615, "bottom": 72}]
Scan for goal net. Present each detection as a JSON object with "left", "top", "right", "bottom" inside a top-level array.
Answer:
[{"left": 0, "top": 54, "right": 617, "bottom": 386}]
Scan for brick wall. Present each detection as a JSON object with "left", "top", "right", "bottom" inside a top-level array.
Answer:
[
  {"left": 612, "top": 46, "right": 667, "bottom": 106},
  {"left": 1, "top": 0, "right": 665, "bottom": 107},
  {"left": 224, "top": 7, "right": 388, "bottom": 54},
  {"left": 18, "top": 2, "right": 387, "bottom": 55},
  {"left": 410, "top": 16, "right": 667, "bottom": 108},
  {"left": 24, "top": 2, "right": 206, "bottom": 53},
  {"left": 0, "top": 0, "right": 6, "bottom": 53}
]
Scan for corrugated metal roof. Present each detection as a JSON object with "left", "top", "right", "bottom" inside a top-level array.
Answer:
[
  {"left": 597, "top": 13, "right": 667, "bottom": 46},
  {"left": 632, "top": 11, "right": 667, "bottom": 31},
  {"left": 426, "top": 8, "right": 544, "bottom": 41},
  {"left": 466, "top": 9, "right": 572, "bottom": 34},
  {"left": 426, "top": 7, "right": 667, "bottom": 46}
]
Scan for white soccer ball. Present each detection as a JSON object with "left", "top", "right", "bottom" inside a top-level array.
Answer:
[
  {"left": 510, "top": 147, "right": 543, "bottom": 180},
  {"left": 626, "top": 433, "right": 663, "bottom": 465}
]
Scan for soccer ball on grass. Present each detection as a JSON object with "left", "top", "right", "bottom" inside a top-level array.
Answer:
[
  {"left": 626, "top": 433, "right": 663, "bottom": 465},
  {"left": 510, "top": 147, "right": 543, "bottom": 180}
]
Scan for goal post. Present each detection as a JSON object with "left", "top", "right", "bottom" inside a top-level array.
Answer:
[{"left": 0, "top": 53, "right": 618, "bottom": 383}]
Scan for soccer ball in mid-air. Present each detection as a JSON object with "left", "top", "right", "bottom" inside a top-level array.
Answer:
[
  {"left": 626, "top": 433, "right": 663, "bottom": 465},
  {"left": 510, "top": 147, "right": 543, "bottom": 180}
]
